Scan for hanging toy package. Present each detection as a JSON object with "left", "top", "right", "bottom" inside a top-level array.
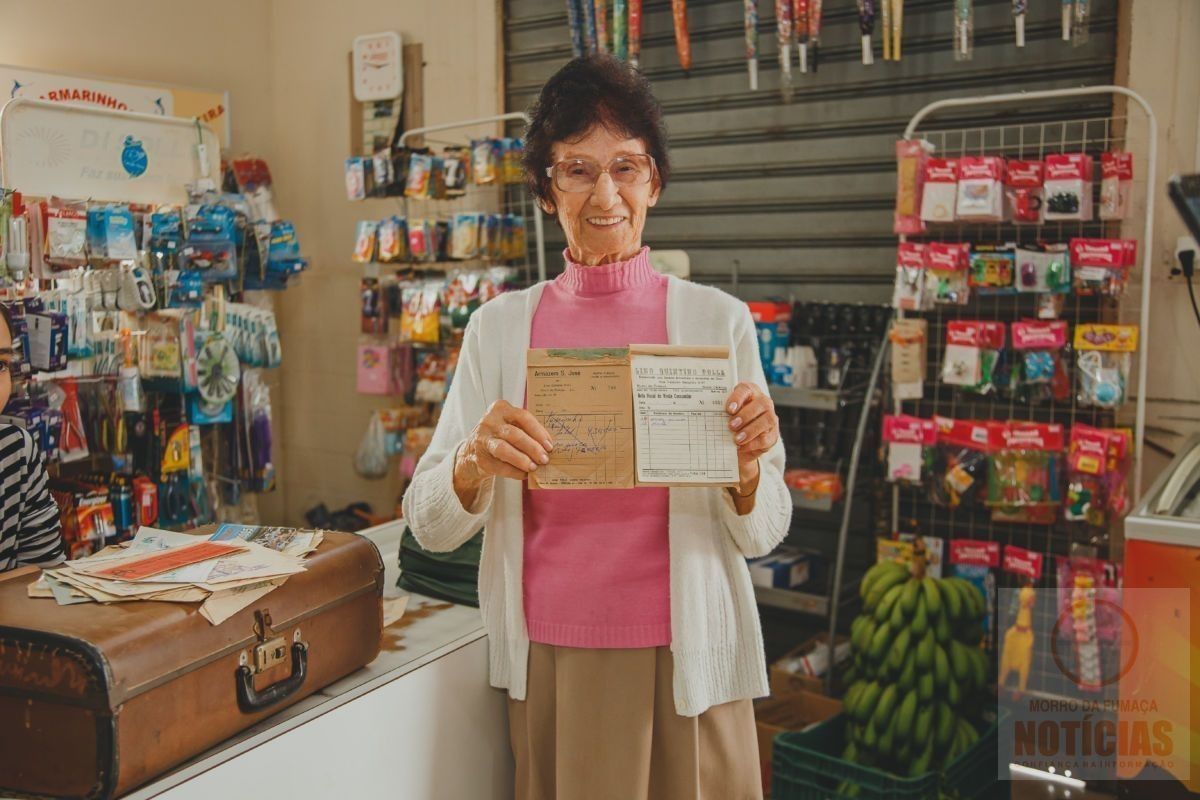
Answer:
[
  {"left": 998, "top": 545, "right": 1043, "bottom": 699},
  {"left": 1015, "top": 243, "right": 1070, "bottom": 298},
  {"left": 890, "top": 242, "right": 927, "bottom": 311},
  {"left": 987, "top": 422, "right": 1063, "bottom": 524},
  {"left": 1044, "top": 153, "right": 1093, "bottom": 221},
  {"left": 407, "top": 219, "right": 432, "bottom": 262},
  {"left": 929, "top": 416, "right": 991, "bottom": 509},
  {"left": 1065, "top": 424, "right": 1131, "bottom": 526},
  {"left": 1011, "top": 320, "right": 1069, "bottom": 403},
  {"left": 405, "top": 152, "right": 433, "bottom": 198},
  {"left": 1055, "top": 557, "right": 1122, "bottom": 696},
  {"left": 955, "top": 156, "right": 1005, "bottom": 222},
  {"left": 352, "top": 220, "right": 378, "bottom": 264},
  {"left": 969, "top": 243, "right": 1016, "bottom": 293},
  {"left": 894, "top": 139, "right": 933, "bottom": 234},
  {"left": 920, "top": 158, "right": 959, "bottom": 224},
  {"left": 45, "top": 202, "right": 89, "bottom": 270},
  {"left": 882, "top": 414, "right": 937, "bottom": 485},
  {"left": 1099, "top": 151, "right": 1133, "bottom": 220},
  {"left": 926, "top": 241, "right": 970, "bottom": 304},
  {"left": 354, "top": 411, "right": 389, "bottom": 479},
  {"left": 1070, "top": 238, "right": 1136, "bottom": 297},
  {"left": 950, "top": 539, "right": 1000, "bottom": 649},
  {"left": 942, "top": 320, "right": 1005, "bottom": 395},
  {"left": 1005, "top": 159, "right": 1044, "bottom": 223},
  {"left": 1074, "top": 323, "right": 1138, "bottom": 409},
  {"left": 471, "top": 139, "right": 500, "bottom": 185},
  {"left": 377, "top": 216, "right": 407, "bottom": 263}
]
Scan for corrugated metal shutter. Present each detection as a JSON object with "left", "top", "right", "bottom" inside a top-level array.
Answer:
[{"left": 503, "top": 0, "right": 1118, "bottom": 302}]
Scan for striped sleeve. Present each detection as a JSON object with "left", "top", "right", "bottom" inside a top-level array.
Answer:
[{"left": 12, "top": 428, "right": 65, "bottom": 568}]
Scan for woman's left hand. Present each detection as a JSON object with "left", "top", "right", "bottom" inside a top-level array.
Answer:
[{"left": 725, "top": 382, "right": 779, "bottom": 486}]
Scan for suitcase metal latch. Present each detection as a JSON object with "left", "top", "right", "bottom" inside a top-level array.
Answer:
[{"left": 247, "top": 609, "right": 290, "bottom": 675}]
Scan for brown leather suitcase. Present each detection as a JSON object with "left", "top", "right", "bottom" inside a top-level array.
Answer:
[{"left": 0, "top": 531, "right": 383, "bottom": 799}]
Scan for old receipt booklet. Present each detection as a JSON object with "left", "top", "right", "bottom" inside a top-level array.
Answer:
[{"left": 526, "top": 345, "right": 739, "bottom": 489}]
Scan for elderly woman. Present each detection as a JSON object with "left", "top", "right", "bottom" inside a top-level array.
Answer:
[{"left": 401, "top": 55, "right": 791, "bottom": 800}]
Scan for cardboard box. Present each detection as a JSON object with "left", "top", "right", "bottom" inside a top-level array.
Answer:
[
  {"left": 769, "top": 633, "right": 851, "bottom": 697},
  {"left": 748, "top": 549, "right": 810, "bottom": 589},
  {"left": 755, "top": 689, "right": 843, "bottom": 795}
]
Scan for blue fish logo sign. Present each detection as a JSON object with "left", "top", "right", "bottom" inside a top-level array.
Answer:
[{"left": 121, "top": 136, "right": 148, "bottom": 177}]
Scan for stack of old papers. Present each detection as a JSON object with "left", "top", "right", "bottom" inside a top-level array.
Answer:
[{"left": 29, "top": 524, "right": 324, "bottom": 625}]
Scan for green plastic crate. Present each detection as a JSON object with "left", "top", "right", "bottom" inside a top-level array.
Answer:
[{"left": 771, "top": 713, "right": 1004, "bottom": 800}]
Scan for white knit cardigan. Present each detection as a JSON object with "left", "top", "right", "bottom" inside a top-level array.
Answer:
[{"left": 400, "top": 276, "right": 793, "bottom": 717}]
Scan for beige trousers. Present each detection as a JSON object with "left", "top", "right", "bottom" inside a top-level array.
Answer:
[{"left": 507, "top": 642, "right": 763, "bottom": 800}]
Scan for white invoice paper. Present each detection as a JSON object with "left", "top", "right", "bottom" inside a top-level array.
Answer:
[{"left": 630, "top": 346, "right": 739, "bottom": 487}]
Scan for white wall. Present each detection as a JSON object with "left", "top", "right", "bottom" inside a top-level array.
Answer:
[{"left": 1122, "top": 0, "right": 1200, "bottom": 487}]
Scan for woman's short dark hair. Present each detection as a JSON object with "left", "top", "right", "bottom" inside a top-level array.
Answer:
[{"left": 522, "top": 55, "right": 670, "bottom": 210}]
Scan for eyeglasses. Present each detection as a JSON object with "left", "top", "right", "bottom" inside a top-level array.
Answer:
[{"left": 545, "top": 154, "right": 656, "bottom": 193}]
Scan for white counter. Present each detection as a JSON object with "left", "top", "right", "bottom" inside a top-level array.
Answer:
[{"left": 124, "top": 521, "right": 513, "bottom": 800}]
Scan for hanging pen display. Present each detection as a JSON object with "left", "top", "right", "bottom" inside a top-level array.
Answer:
[
  {"left": 1072, "top": 0, "right": 1091, "bottom": 45},
  {"left": 857, "top": 0, "right": 875, "bottom": 66},
  {"left": 891, "top": 0, "right": 903, "bottom": 60},
  {"left": 628, "top": 0, "right": 642, "bottom": 66},
  {"left": 745, "top": 0, "right": 760, "bottom": 89},
  {"left": 775, "top": 0, "right": 794, "bottom": 99},
  {"left": 566, "top": 0, "right": 585, "bottom": 57},
  {"left": 794, "top": 0, "right": 808, "bottom": 75},
  {"left": 594, "top": 0, "right": 610, "bottom": 54},
  {"left": 808, "top": 0, "right": 823, "bottom": 72},
  {"left": 580, "top": 0, "right": 598, "bottom": 54},
  {"left": 1013, "top": 0, "right": 1027, "bottom": 47},
  {"left": 954, "top": 0, "right": 973, "bottom": 61},
  {"left": 671, "top": 0, "right": 692, "bottom": 72},
  {"left": 613, "top": 0, "right": 628, "bottom": 60},
  {"left": 881, "top": 0, "right": 891, "bottom": 61}
]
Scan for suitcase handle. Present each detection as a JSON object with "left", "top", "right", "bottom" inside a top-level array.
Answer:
[{"left": 236, "top": 642, "right": 308, "bottom": 713}]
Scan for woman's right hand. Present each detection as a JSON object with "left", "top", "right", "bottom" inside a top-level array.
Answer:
[{"left": 453, "top": 400, "right": 555, "bottom": 509}]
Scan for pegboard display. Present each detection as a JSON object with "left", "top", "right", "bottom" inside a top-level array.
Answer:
[{"left": 885, "top": 87, "right": 1158, "bottom": 701}]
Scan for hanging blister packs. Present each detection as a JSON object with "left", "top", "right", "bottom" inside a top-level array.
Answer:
[
  {"left": 181, "top": 204, "right": 238, "bottom": 282},
  {"left": 891, "top": 242, "right": 927, "bottom": 311},
  {"left": 1074, "top": 323, "right": 1138, "bottom": 408},
  {"left": 1011, "top": 320, "right": 1069, "bottom": 403},
  {"left": 882, "top": 414, "right": 937, "bottom": 484},
  {"left": 926, "top": 242, "right": 970, "bottom": 305},
  {"left": 942, "top": 320, "right": 1005, "bottom": 395},
  {"left": 987, "top": 421, "right": 1064, "bottom": 525},
  {"left": 1070, "top": 238, "right": 1136, "bottom": 298}
]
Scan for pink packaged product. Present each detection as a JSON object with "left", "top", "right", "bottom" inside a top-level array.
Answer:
[
  {"left": 1044, "top": 153, "right": 1093, "bottom": 221},
  {"left": 1100, "top": 151, "right": 1133, "bottom": 220},
  {"left": 1070, "top": 237, "right": 1136, "bottom": 297},
  {"left": 926, "top": 241, "right": 971, "bottom": 305},
  {"left": 357, "top": 344, "right": 399, "bottom": 395},
  {"left": 955, "top": 156, "right": 1006, "bottom": 221},
  {"left": 882, "top": 414, "right": 938, "bottom": 483},
  {"left": 1006, "top": 160, "right": 1044, "bottom": 223},
  {"left": 891, "top": 242, "right": 927, "bottom": 311},
  {"left": 919, "top": 158, "right": 959, "bottom": 223}
]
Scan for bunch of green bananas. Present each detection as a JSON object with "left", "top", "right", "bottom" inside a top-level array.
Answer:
[{"left": 836, "top": 560, "right": 990, "bottom": 782}]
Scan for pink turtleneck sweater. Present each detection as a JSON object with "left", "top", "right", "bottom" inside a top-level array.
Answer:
[{"left": 523, "top": 246, "right": 671, "bottom": 649}]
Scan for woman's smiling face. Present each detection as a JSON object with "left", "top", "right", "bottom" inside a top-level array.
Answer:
[{"left": 543, "top": 124, "right": 660, "bottom": 266}]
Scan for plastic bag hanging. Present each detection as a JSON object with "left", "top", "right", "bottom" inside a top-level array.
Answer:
[
  {"left": 953, "top": 0, "right": 973, "bottom": 61},
  {"left": 745, "top": 0, "right": 760, "bottom": 89},
  {"left": 671, "top": 0, "right": 692, "bottom": 72},
  {"left": 1012, "top": 0, "right": 1027, "bottom": 47},
  {"left": 613, "top": 0, "right": 628, "bottom": 60},
  {"left": 594, "top": 0, "right": 609, "bottom": 54},
  {"left": 857, "top": 0, "right": 876, "bottom": 65},
  {"left": 565, "top": 0, "right": 585, "bottom": 57},
  {"left": 355, "top": 411, "right": 390, "bottom": 479},
  {"left": 628, "top": 0, "right": 643, "bottom": 67},
  {"left": 775, "top": 0, "right": 793, "bottom": 100},
  {"left": 794, "top": 0, "right": 808, "bottom": 74}
]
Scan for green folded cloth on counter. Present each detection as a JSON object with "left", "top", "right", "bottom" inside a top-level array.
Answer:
[{"left": 397, "top": 527, "right": 482, "bottom": 608}]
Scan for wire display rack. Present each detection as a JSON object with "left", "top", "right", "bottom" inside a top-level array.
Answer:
[
  {"left": 888, "top": 86, "right": 1157, "bottom": 701},
  {"left": 394, "top": 112, "right": 547, "bottom": 285}
]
